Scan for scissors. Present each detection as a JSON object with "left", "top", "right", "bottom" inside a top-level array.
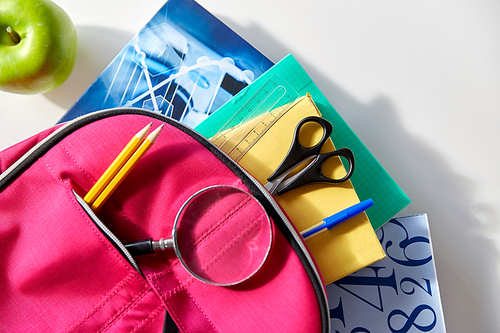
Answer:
[{"left": 264, "top": 116, "right": 355, "bottom": 195}]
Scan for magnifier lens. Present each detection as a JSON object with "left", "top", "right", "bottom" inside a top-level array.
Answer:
[{"left": 174, "top": 186, "right": 272, "bottom": 286}]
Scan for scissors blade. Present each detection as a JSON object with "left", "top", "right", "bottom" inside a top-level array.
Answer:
[
  {"left": 264, "top": 181, "right": 280, "bottom": 195},
  {"left": 264, "top": 155, "right": 315, "bottom": 195}
]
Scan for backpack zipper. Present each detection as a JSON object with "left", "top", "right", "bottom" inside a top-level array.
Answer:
[
  {"left": 72, "top": 190, "right": 144, "bottom": 276},
  {"left": 0, "top": 107, "right": 330, "bottom": 333}
]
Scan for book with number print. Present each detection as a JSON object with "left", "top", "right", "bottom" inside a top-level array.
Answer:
[{"left": 327, "top": 214, "right": 447, "bottom": 333}]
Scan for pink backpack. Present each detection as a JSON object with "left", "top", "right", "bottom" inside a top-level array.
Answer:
[{"left": 0, "top": 109, "right": 329, "bottom": 332}]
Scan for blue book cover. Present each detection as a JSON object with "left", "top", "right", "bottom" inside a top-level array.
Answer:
[
  {"left": 58, "top": 0, "right": 273, "bottom": 127},
  {"left": 327, "top": 214, "right": 447, "bottom": 333}
]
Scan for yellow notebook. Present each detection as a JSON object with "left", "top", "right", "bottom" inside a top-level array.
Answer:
[{"left": 211, "top": 94, "right": 385, "bottom": 284}]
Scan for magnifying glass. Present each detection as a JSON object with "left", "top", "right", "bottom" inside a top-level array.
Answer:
[{"left": 124, "top": 185, "right": 273, "bottom": 286}]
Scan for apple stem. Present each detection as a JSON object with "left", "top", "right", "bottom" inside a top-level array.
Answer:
[{"left": 6, "top": 26, "right": 21, "bottom": 44}]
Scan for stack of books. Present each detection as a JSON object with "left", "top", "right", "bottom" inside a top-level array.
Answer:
[{"left": 57, "top": 0, "right": 446, "bottom": 331}]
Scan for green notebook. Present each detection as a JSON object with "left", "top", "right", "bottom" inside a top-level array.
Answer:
[{"left": 195, "top": 54, "right": 410, "bottom": 230}]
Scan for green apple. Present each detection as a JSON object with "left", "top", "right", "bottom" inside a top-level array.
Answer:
[{"left": 0, "top": 0, "right": 77, "bottom": 94}]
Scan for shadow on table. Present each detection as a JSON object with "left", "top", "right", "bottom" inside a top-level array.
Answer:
[
  {"left": 221, "top": 17, "right": 499, "bottom": 333},
  {"left": 42, "top": 15, "right": 500, "bottom": 333},
  {"left": 44, "top": 25, "right": 133, "bottom": 111}
]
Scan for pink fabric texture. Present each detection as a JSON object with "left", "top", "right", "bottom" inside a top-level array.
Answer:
[{"left": 0, "top": 114, "right": 323, "bottom": 332}]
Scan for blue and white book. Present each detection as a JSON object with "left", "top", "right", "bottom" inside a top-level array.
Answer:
[
  {"left": 327, "top": 214, "right": 447, "bottom": 333},
  {"left": 58, "top": 0, "right": 273, "bottom": 128}
]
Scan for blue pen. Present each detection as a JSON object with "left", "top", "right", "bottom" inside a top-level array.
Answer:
[{"left": 300, "top": 199, "right": 374, "bottom": 239}]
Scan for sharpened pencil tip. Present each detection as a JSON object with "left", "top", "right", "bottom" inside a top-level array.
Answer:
[
  {"left": 137, "top": 122, "right": 153, "bottom": 140},
  {"left": 147, "top": 124, "right": 164, "bottom": 143}
]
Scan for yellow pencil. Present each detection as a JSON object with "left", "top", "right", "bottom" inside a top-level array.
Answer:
[
  {"left": 91, "top": 124, "right": 164, "bottom": 212},
  {"left": 84, "top": 123, "right": 152, "bottom": 205}
]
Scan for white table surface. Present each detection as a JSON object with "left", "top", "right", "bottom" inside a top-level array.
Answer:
[{"left": 1, "top": 1, "right": 499, "bottom": 332}]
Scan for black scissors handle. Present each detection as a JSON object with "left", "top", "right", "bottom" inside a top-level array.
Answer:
[
  {"left": 267, "top": 116, "right": 355, "bottom": 195},
  {"left": 268, "top": 116, "right": 333, "bottom": 182},
  {"left": 275, "top": 147, "right": 354, "bottom": 195}
]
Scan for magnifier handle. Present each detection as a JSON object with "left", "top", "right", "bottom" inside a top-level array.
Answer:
[
  {"left": 125, "top": 238, "right": 154, "bottom": 256},
  {"left": 125, "top": 238, "right": 174, "bottom": 256}
]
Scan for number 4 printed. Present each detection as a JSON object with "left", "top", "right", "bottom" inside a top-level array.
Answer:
[{"left": 334, "top": 266, "right": 398, "bottom": 312}]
